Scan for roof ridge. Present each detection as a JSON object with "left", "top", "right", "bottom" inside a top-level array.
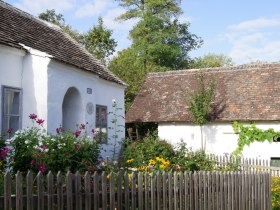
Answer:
[{"left": 148, "top": 62, "right": 280, "bottom": 77}]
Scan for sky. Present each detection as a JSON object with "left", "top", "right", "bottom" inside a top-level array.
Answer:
[{"left": 4, "top": 0, "right": 280, "bottom": 64}]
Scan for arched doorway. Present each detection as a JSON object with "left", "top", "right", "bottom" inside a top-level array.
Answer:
[{"left": 62, "top": 87, "right": 82, "bottom": 132}]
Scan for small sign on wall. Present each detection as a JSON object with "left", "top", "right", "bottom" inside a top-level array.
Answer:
[
  {"left": 87, "top": 88, "right": 92, "bottom": 94},
  {"left": 86, "top": 102, "right": 94, "bottom": 115}
]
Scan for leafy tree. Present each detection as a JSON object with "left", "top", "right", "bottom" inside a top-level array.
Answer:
[
  {"left": 38, "top": 11, "right": 117, "bottom": 63},
  {"left": 111, "top": 0, "right": 202, "bottom": 109},
  {"left": 190, "top": 53, "right": 234, "bottom": 69},
  {"left": 84, "top": 17, "right": 117, "bottom": 64},
  {"left": 38, "top": 9, "right": 65, "bottom": 26},
  {"left": 109, "top": 47, "right": 168, "bottom": 109},
  {"left": 116, "top": 0, "right": 202, "bottom": 70},
  {"left": 188, "top": 73, "right": 216, "bottom": 151}
]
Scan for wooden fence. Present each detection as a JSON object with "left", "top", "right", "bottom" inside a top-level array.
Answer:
[
  {"left": 1, "top": 171, "right": 271, "bottom": 210},
  {"left": 209, "top": 155, "right": 280, "bottom": 176}
]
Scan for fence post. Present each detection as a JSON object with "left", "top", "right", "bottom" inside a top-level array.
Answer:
[
  {"left": 57, "top": 171, "right": 63, "bottom": 210},
  {"left": 37, "top": 171, "right": 44, "bottom": 210},
  {"left": 26, "top": 171, "right": 33, "bottom": 210},
  {"left": 47, "top": 171, "right": 54, "bottom": 210}
]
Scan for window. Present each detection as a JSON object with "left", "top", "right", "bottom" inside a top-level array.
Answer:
[
  {"left": 95, "top": 105, "right": 107, "bottom": 144},
  {"left": 2, "top": 86, "right": 22, "bottom": 139},
  {"left": 271, "top": 157, "right": 280, "bottom": 167}
]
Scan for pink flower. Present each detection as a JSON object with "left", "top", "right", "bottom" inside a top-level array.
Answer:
[
  {"left": 75, "top": 130, "right": 81, "bottom": 137},
  {"left": 29, "top": 113, "right": 37, "bottom": 120},
  {"left": 36, "top": 119, "right": 44, "bottom": 125},
  {"left": 56, "top": 127, "right": 63, "bottom": 134},
  {"left": 75, "top": 144, "right": 81, "bottom": 151},
  {"left": 79, "top": 124, "right": 85, "bottom": 130},
  {"left": 30, "top": 159, "right": 36, "bottom": 167},
  {"left": 41, "top": 144, "right": 47, "bottom": 150},
  {"left": 92, "top": 129, "right": 97, "bottom": 137},
  {"left": 7, "top": 128, "right": 13, "bottom": 134},
  {"left": 39, "top": 163, "right": 46, "bottom": 173}
]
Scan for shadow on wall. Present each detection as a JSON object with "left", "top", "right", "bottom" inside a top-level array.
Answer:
[{"left": 62, "top": 87, "right": 82, "bottom": 132}]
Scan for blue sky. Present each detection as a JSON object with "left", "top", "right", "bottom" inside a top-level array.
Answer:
[{"left": 5, "top": 0, "right": 280, "bottom": 64}]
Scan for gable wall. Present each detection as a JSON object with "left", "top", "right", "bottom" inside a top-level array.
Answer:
[
  {"left": 158, "top": 122, "right": 280, "bottom": 160},
  {"left": 47, "top": 61, "right": 125, "bottom": 159}
]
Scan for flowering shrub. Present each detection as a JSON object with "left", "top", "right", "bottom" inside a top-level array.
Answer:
[
  {"left": 272, "top": 176, "right": 280, "bottom": 209},
  {"left": 7, "top": 114, "right": 99, "bottom": 174},
  {"left": 121, "top": 133, "right": 237, "bottom": 172}
]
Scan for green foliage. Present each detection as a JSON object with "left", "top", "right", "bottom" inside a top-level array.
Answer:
[
  {"left": 121, "top": 131, "right": 175, "bottom": 168},
  {"left": 116, "top": 0, "right": 202, "bottom": 70},
  {"left": 272, "top": 176, "right": 280, "bottom": 209},
  {"left": 7, "top": 119, "right": 99, "bottom": 174},
  {"left": 121, "top": 133, "right": 236, "bottom": 172},
  {"left": 232, "top": 121, "right": 280, "bottom": 156},
  {"left": 84, "top": 17, "right": 117, "bottom": 64},
  {"left": 189, "top": 73, "right": 216, "bottom": 125},
  {"left": 190, "top": 53, "right": 234, "bottom": 69},
  {"left": 38, "top": 11, "right": 116, "bottom": 61},
  {"left": 112, "top": 0, "right": 202, "bottom": 109},
  {"left": 109, "top": 47, "right": 168, "bottom": 109},
  {"left": 38, "top": 9, "right": 65, "bottom": 26}
]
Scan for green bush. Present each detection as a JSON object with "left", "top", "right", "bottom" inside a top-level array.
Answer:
[
  {"left": 7, "top": 115, "right": 99, "bottom": 174},
  {"left": 120, "top": 133, "right": 236, "bottom": 172},
  {"left": 272, "top": 176, "right": 280, "bottom": 209}
]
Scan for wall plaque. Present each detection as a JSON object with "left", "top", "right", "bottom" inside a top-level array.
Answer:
[{"left": 86, "top": 102, "right": 94, "bottom": 115}]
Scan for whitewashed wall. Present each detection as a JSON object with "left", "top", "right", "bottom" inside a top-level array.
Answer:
[
  {"left": 0, "top": 44, "right": 125, "bottom": 160},
  {"left": 158, "top": 122, "right": 280, "bottom": 160},
  {"left": 47, "top": 60, "right": 125, "bottom": 159}
]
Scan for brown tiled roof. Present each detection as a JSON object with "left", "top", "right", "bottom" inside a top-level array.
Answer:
[
  {"left": 126, "top": 63, "right": 280, "bottom": 123},
  {"left": 0, "top": 1, "right": 126, "bottom": 86}
]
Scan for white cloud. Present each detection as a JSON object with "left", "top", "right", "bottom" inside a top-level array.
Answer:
[
  {"left": 75, "top": 0, "right": 113, "bottom": 18},
  {"left": 14, "top": 0, "right": 75, "bottom": 14},
  {"left": 228, "top": 17, "right": 280, "bottom": 31},
  {"left": 225, "top": 17, "right": 280, "bottom": 64},
  {"left": 103, "top": 8, "right": 139, "bottom": 31}
]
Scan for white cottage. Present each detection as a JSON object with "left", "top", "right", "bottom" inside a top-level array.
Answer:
[
  {"left": 0, "top": 1, "right": 126, "bottom": 158},
  {"left": 126, "top": 63, "right": 280, "bottom": 161}
]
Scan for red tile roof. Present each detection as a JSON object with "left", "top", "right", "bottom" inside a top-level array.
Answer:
[
  {"left": 0, "top": 1, "right": 126, "bottom": 86},
  {"left": 126, "top": 63, "right": 280, "bottom": 123}
]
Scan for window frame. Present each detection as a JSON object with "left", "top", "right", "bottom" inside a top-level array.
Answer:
[
  {"left": 1, "top": 86, "right": 23, "bottom": 139},
  {"left": 95, "top": 104, "right": 108, "bottom": 144}
]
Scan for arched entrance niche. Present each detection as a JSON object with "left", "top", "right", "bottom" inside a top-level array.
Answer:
[{"left": 62, "top": 87, "right": 82, "bottom": 132}]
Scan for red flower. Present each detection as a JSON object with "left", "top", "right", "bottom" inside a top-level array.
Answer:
[
  {"left": 7, "top": 128, "right": 13, "bottom": 134},
  {"left": 29, "top": 113, "right": 37, "bottom": 120},
  {"left": 41, "top": 144, "right": 47, "bottom": 150},
  {"left": 0, "top": 148, "right": 10, "bottom": 159},
  {"left": 36, "top": 119, "right": 44, "bottom": 125},
  {"left": 79, "top": 124, "right": 85, "bottom": 130},
  {"left": 75, "top": 130, "right": 81, "bottom": 137},
  {"left": 39, "top": 163, "right": 46, "bottom": 173}
]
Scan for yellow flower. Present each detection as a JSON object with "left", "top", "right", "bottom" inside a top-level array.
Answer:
[
  {"left": 156, "top": 157, "right": 163, "bottom": 162},
  {"left": 128, "top": 173, "right": 131, "bottom": 179},
  {"left": 106, "top": 174, "right": 110, "bottom": 179},
  {"left": 159, "top": 164, "right": 166, "bottom": 169},
  {"left": 149, "top": 159, "right": 156, "bottom": 165},
  {"left": 126, "top": 158, "right": 134, "bottom": 163}
]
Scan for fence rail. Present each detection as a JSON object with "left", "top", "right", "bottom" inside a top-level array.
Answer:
[
  {"left": 208, "top": 155, "right": 280, "bottom": 176},
  {"left": 1, "top": 170, "right": 271, "bottom": 210}
]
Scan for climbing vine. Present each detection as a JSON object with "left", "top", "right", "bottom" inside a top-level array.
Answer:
[{"left": 232, "top": 121, "right": 280, "bottom": 156}]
